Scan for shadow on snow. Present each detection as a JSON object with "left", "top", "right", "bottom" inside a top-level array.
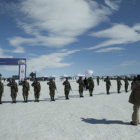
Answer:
[{"left": 81, "top": 118, "right": 130, "bottom": 125}]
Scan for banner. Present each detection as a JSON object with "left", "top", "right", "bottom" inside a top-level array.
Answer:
[
  {"left": 19, "top": 64, "right": 26, "bottom": 81},
  {"left": 0, "top": 58, "right": 26, "bottom": 65}
]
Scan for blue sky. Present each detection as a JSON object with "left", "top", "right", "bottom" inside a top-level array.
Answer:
[{"left": 0, "top": 0, "right": 140, "bottom": 77}]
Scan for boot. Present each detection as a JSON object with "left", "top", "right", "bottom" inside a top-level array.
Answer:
[
  {"left": 65, "top": 95, "right": 69, "bottom": 100},
  {"left": 35, "top": 98, "right": 37, "bottom": 102},
  {"left": 23, "top": 96, "right": 26, "bottom": 102},
  {"left": 14, "top": 98, "right": 16, "bottom": 103},
  {"left": 90, "top": 93, "right": 93, "bottom": 96},
  {"left": 130, "top": 121, "right": 138, "bottom": 126},
  {"left": 37, "top": 98, "right": 39, "bottom": 102},
  {"left": 52, "top": 97, "right": 55, "bottom": 101},
  {"left": 12, "top": 98, "right": 14, "bottom": 103},
  {"left": 25, "top": 97, "right": 28, "bottom": 103}
]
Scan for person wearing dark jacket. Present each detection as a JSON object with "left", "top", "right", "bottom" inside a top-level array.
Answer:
[
  {"left": 0, "top": 79, "right": 4, "bottom": 104},
  {"left": 63, "top": 77, "right": 71, "bottom": 100},
  {"left": 84, "top": 78, "right": 88, "bottom": 90},
  {"left": 77, "top": 77, "right": 85, "bottom": 97},
  {"left": 129, "top": 75, "right": 140, "bottom": 125}
]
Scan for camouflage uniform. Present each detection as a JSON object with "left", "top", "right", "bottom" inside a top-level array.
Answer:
[
  {"left": 88, "top": 77, "right": 94, "bottom": 96},
  {"left": 77, "top": 77, "right": 85, "bottom": 97},
  {"left": 32, "top": 79, "right": 41, "bottom": 102},
  {"left": 124, "top": 77, "right": 129, "bottom": 92},
  {"left": 117, "top": 77, "right": 122, "bottom": 93},
  {"left": 7, "top": 79, "right": 18, "bottom": 103},
  {"left": 129, "top": 75, "right": 140, "bottom": 125},
  {"left": 63, "top": 78, "right": 71, "bottom": 100},
  {"left": 47, "top": 79, "right": 56, "bottom": 101},
  {"left": 21, "top": 79, "right": 30, "bottom": 102},
  {"left": 97, "top": 77, "right": 100, "bottom": 86},
  {"left": 104, "top": 76, "right": 111, "bottom": 94},
  {"left": 0, "top": 80, "right": 4, "bottom": 104}
]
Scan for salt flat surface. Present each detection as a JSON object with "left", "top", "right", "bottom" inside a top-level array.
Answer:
[{"left": 0, "top": 79, "right": 140, "bottom": 140}]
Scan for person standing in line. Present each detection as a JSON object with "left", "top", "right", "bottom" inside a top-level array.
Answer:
[
  {"left": 104, "top": 76, "right": 111, "bottom": 95},
  {"left": 88, "top": 77, "right": 94, "bottom": 96},
  {"left": 129, "top": 75, "right": 140, "bottom": 125},
  {"left": 117, "top": 76, "right": 122, "bottom": 93},
  {"left": 63, "top": 77, "right": 71, "bottom": 100},
  {"left": 32, "top": 78, "right": 41, "bottom": 102},
  {"left": 47, "top": 78, "right": 56, "bottom": 101},
  {"left": 7, "top": 78, "right": 18, "bottom": 103},
  {"left": 77, "top": 77, "right": 85, "bottom": 97},
  {"left": 21, "top": 78, "right": 30, "bottom": 102},
  {"left": 124, "top": 76, "right": 129, "bottom": 92}
]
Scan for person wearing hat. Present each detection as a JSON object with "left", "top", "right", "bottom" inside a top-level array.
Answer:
[
  {"left": 117, "top": 76, "right": 122, "bottom": 93},
  {"left": 0, "top": 78, "right": 4, "bottom": 104},
  {"left": 63, "top": 77, "right": 71, "bottom": 100},
  {"left": 47, "top": 78, "right": 56, "bottom": 101},
  {"left": 21, "top": 78, "right": 30, "bottom": 102},
  {"left": 104, "top": 76, "right": 111, "bottom": 94},
  {"left": 87, "top": 77, "right": 94, "bottom": 96},
  {"left": 7, "top": 78, "right": 18, "bottom": 103},
  {"left": 77, "top": 77, "right": 85, "bottom": 97},
  {"left": 124, "top": 76, "right": 129, "bottom": 92},
  {"left": 31, "top": 78, "right": 41, "bottom": 102},
  {"left": 129, "top": 75, "right": 140, "bottom": 125}
]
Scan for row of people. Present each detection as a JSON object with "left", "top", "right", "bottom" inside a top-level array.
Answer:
[
  {"left": 104, "top": 76, "right": 129, "bottom": 94},
  {"left": 0, "top": 76, "right": 130, "bottom": 104}
]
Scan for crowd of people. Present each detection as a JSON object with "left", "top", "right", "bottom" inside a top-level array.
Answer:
[
  {"left": 0, "top": 76, "right": 130, "bottom": 104},
  {"left": 0, "top": 75, "right": 140, "bottom": 126}
]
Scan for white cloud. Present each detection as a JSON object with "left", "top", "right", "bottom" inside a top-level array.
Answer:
[
  {"left": 95, "top": 47, "right": 124, "bottom": 53},
  {"left": 12, "top": 46, "right": 25, "bottom": 53},
  {"left": 8, "top": 0, "right": 116, "bottom": 48},
  {"left": 88, "top": 24, "right": 140, "bottom": 50},
  {"left": 0, "top": 48, "right": 13, "bottom": 58},
  {"left": 27, "top": 49, "right": 80, "bottom": 73},
  {"left": 133, "top": 23, "right": 140, "bottom": 32},
  {"left": 121, "top": 60, "right": 137, "bottom": 67},
  {"left": 105, "top": 0, "right": 121, "bottom": 11}
]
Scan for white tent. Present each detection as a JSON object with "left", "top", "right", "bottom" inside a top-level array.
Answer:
[
  {"left": 85, "top": 70, "right": 94, "bottom": 78},
  {"left": 76, "top": 74, "right": 85, "bottom": 77}
]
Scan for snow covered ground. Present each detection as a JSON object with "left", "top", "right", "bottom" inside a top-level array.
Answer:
[{"left": 0, "top": 79, "right": 140, "bottom": 140}]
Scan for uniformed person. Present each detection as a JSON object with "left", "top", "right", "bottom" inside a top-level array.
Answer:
[
  {"left": 21, "top": 78, "right": 30, "bottom": 102},
  {"left": 88, "top": 77, "right": 94, "bottom": 96},
  {"left": 7, "top": 78, "right": 18, "bottom": 103},
  {"left": 31, "top": 78, "right": 41, "bottom": 102},
  {"left": 97, "top": 76, "right": 100, "bottom": 86},
  {"left": 117, "top": 76, "right": 122, "bottom": 93},
  {"left": 77, "top": 77, "right": 85, "bottom": 97},
  {"left": 47, "top": 78, "right": 56, "bottom": 101},
  {"left": 63, "top": 77, "right": 71, "bottom": 100},
  {"left": 129, "top": 75, "right": 140, "bottom": 125},
  {"left": 124, "top": 76, "right": 129, "bottom": 92},
  {"left": 104, "top": 76, "right": 111, "bottom": 94},
  {"left": 84, "top": 78, "right": 88, "bottom": 90},
  {"left": 0, "top": 78, "right": 4, "bottom": 104}
]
